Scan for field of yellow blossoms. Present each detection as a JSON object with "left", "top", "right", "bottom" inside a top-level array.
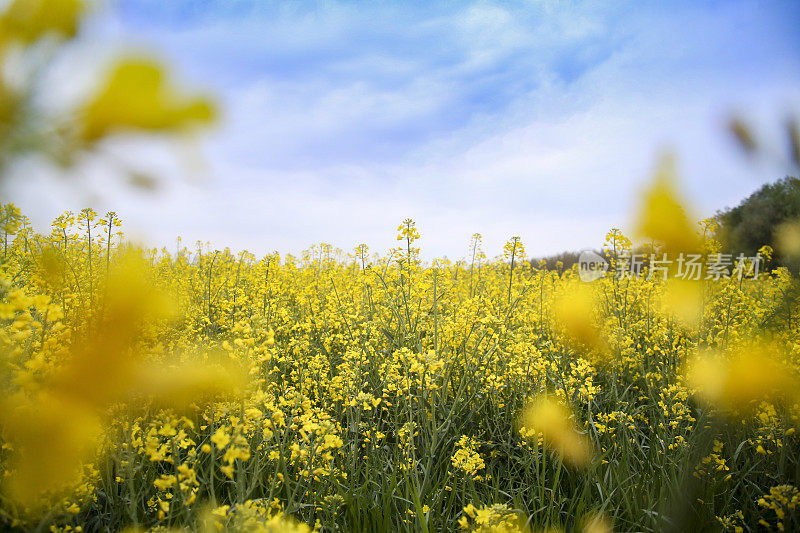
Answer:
[
  {"left": 0, "top": 182, "right": 799, "bottom": 532},
  {"left": 0, "top": 2, "right": 799, "bottom": 531}
]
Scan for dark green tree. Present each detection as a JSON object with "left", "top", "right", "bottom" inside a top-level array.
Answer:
[{"left": 717, "top": 176, "right": 800, "bottom": 268}]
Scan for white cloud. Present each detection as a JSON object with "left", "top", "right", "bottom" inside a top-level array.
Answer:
[{"left": 5, "top": 0, "right": 800, "bottom": 261}]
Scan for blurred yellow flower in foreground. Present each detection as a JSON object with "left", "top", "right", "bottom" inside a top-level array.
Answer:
[
  {"left": 634, "top": 154, "right": 701, "bottom": 255},
  {"left": 660, "top": 278, "right": 703, "bottom": 329},
  {"left": 0, "top": 0, "right": 84, "bottom": 45},
  {"left": 775, "top": 219, "right": 800, "bottom": 259},
  {"left": 81, "top": 59, "right": 216, "bottom": 142},
  {"left": 0, "top": 255, "right": 243, "bottom": 506},
  {"left": 685, "top": 344, "right": 799, "bottom": 413},
  {"left": 552, "top": 283, "right": 604, "bottom": 355},
  {"left": 48, "top": 258, "right": 173, "bottom": 407},
  {"left": 581, "top": 512, "right": 613, "bottom": 533},
  {"left": 135, "top": 358, "right": 248, "bottom": 412},
  {"left": 519, "top": 395, "right": 592, "bottom": 468},
  {"left": 0, "top": 393, "right": 101, "bottom": 502}
]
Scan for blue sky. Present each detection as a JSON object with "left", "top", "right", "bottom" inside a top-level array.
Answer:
[{"left": 12, "top": 0, "right": 800, "bottom": 259}]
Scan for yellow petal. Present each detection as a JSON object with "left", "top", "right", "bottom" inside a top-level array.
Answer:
[
  {"left": 0, "top": 0, "right": 84, "bottom": 44},
  {"left": 1, "top": 393, "right": 102, "bottom": 504},
  {"left": 552, "top": 283, "right": 605, "bottom": 354},
  {"left": 685, "top": 344, "right": 799, "bottom": 412},
  {"left": 660, "top": 278, "right": 703, "bottom": 329},
  {"left": 519, "top": 395, "right": 592, "bottom": 467},
  {"left": 81, "top": 58, "right": 216, "bottom": 141},
  {"left": 634, "top": 154, "right": 701, "bottom": 254},
  {"left": 775, "top": 219, "right": 800, "bottom": 259}
]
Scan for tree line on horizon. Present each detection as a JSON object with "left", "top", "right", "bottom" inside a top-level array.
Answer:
[{"left": 532, "top": 176, "right": 800, "bottom": 274}]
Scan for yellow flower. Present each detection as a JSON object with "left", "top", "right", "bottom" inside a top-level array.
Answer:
[
  {"left": 519, "top": 395, "right": 592, "bottom": 468},
  {"left": 775, "top": 220, "right": 800, "bottom": 258},
  {"left": 211, "top": 505, "right": 230, "bottom": 518},
  {"left": 81, "top": 58, "right": 215, "bottom": 142},
  {"left": 153, "top": 474, "right": 177, "bottom": 491},
  {"left": 633, "top": 154, "right": 701, "bottom": 254},
  {"left": 0, "top": 0, "right": 84, "bottom": 44},
  {"left": 685, "top": 344, "right": 799, "bottom": 413},
  {"left": 0, "top": 393, "right": 102, "bottom": 503},
  {"left": 582, "top": 512, "right": 612, "bottom": 533},
  {"left": 210, "top": 427, "right": 231, "bottom": 450},
  {"left": 552, "top": 284, "right": 604, "bottom": 354},
  {"left": 660, "top": 278, "right": 703, "bottom": 329},
  {"left": 450, "top": 435, "right": 485, "bottom": 479}
]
